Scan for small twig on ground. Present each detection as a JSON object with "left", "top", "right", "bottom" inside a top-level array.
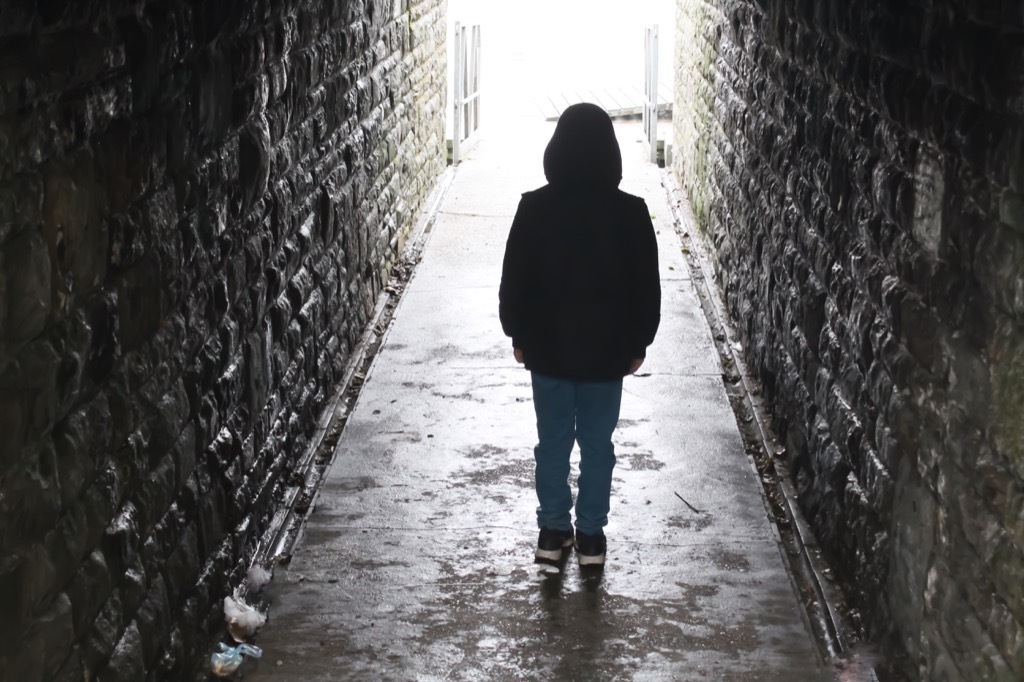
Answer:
[{"left": 674, "top": 491, "right": 704, "bottom": 514}]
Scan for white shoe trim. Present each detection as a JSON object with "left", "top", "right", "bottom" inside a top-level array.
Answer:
[{"left": 535, "top": 547, "right": 564, "bottom": 561}]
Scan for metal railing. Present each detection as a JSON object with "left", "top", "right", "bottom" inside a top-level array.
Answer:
[
  {"left": 452, "top": 22, "right": 481, "bottom": 164},
  {"left": 643, "top": 24, "right": 659, "bottom": 164}
]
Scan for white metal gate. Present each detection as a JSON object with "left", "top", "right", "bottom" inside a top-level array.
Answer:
[
  {"left": 452, "top": 22, "right": 481, "bottom": 164},
  {"left": 643, "top": 24, "right": 659, "bottom": 164}
]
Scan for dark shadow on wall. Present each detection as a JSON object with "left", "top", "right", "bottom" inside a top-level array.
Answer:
[
  {"left": 0, "top": 0, "right": 447, "bottom": 678},
  {"left": 671, "top": 0, "right": 1024, "bottom": 680}
]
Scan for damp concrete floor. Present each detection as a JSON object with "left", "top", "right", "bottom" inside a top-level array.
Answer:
[{"left": 240, "top": 121, "right": 828, "bottom": 681}]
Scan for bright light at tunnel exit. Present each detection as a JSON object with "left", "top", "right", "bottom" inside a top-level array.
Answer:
[{"left": 446, "top": 0, "right": 676, "bottom": 124}]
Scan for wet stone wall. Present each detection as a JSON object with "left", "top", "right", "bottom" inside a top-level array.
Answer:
[
  {"left": 0, "top": 0, "right": 447, "bottom": 678},
  {"left": 674, "top": 0, "right": 1024, "bottom": 679}
]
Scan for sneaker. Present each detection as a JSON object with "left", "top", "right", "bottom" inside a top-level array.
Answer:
[
  {"left": 535, "top": 528, "right": 575, "bottom": 562},
  {"left": 575, "top": 531, "right": 606, "bottom": 566}
]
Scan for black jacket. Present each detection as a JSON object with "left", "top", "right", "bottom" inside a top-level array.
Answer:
[{"left": 499, "top": 104, "right": 661, "bottom": 380}]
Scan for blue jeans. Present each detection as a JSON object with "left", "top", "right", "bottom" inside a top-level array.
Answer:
[{"left": 531, "top": 372, "right": 623, "bottom": 536}]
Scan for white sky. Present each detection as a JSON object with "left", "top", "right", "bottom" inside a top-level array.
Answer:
[{"left": 446, "top": 0, "right": 676, "bottom": 121}]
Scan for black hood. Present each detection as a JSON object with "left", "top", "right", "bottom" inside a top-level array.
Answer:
[{"left": 543, "top": 103, "right": 622, "bottom": 190}]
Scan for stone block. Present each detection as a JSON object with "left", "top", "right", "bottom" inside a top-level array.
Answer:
[
  {"left": 79, "top": 291, "right": 121, "bottom": 383},
  {"left": 0, "top": 443, "right": 62, "bottom": 552},
  {"left": 861, "top": 444, "right": 894, "bottom": 513},
  {"left": 98, "top": 620, "right": 143, "bottom": 682},
  {"left": 102, "top": 500, "right": 143, "bottom": 583},
  {"left": 244, "top": 331, "right": 271, "bottom": 414},
  {"left": 0, "top": 172, "right": 43, "bottom": 245},
  {"left": 195, "top": 46, "right": 233, "bottom": 149},
  {"left": 970, "top": 222, "right": 1024, "bottom": 317},
  {"left": 21, "top": 592, "right": 75, "bottom": 681},
  {"left": 999, "top": 190, "right": 1024, "bottom": 236},
  {"left": 0, "top": 543, "right": 58, "bottom": 636},
  {"left": 161, "top": 525, "right": 199, "bottom": 607},
  {"left": 1, "top": 229, "right": 51, "bottom": 344},
  {"left": 115, "top": 256, "right": 162, "bottom": 353},
  {"left": 134, "top": 575, "right": 169, "bottom": 667},
  {"left": 67, "top": 549, "right": 113, "bottom": 639},
  {"left": 152, "top": 379, "right": 190, "bottom": 454},
  {"left": 42, "top": 152, "right": 107, "bottom": 296},
  {"left": 989, "top": 318, "right": 1024, "bottom": 479},
  {"left": 239, "top": 115, "right": 272, "bottom": 212},
  {"left": 53, "top": 399, "right": 106, "bottom": 509},
  {"left": 898, "top": 295, "right": 940, "bottom": 373},
  {"left": 133, "top": 455, "right": 177, "bottom": 537},
  {"left": 0, "top": 389, "right": 27, "bottom": 472},
  {"left": 81, "top": 588, "right": 123, "bottom": 673},
  {"left": 52, "top": 645, "right": 86, "bottom": 682},
  {"left": 153, "top": 624, "right": 185, "bottom": 679},
  {"left": 46, "top": 496, "right": 91, "bottom": 582},
  {"left": 990, "top": 537, "right": 1024, "bottom": 619},
  {"left": 912, "top": 145, "right": 946, "bottom": 256}
]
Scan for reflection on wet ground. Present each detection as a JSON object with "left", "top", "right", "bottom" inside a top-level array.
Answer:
[{"left": 242, "top": 123, "right": 830, "bottom": 680}]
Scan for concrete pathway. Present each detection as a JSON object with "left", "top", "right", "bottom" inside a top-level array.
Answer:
[{"left": 242, "top": 120, "right": 827, "bottom": 680}]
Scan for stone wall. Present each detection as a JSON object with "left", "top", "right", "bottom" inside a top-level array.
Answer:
[
  {"left": 0, "top": 0, "right": 447, "bottom": 678},
  {"left": 673, "top": 0, "right": 1023, "bottom": 678}
]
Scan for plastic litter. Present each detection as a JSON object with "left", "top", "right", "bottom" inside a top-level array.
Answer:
[
  {"left": 224, "top": 592, "right": 267, "bottom": 642},
  {"left": 246, "top": 565, "right": 272, "bottom": 591},
  {"left": 210, "top": 642, "right": 263, "bottom": 677}
]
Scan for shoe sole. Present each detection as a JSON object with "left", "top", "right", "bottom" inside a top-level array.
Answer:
[
  {"left": 577, "top": 552, "right": 605, "bottom": 566},
  {"left": 535, "top": 538, "right": 574, "bottom": 561}
]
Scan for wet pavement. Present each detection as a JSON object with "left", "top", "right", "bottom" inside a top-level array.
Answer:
[{"left": 242, "top": 120, "right": 828, "bottom": 680}]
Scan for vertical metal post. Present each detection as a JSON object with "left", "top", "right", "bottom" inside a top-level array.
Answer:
[
  {"left": 472, "top": 24, "right": 481, "bottom": 136},
  {"left": 453, "top": 22, "right": 464, "bottom": 165},
  {"left": 450, "top": 21, "right": 481, "bottom": 164},
  {"left": 644, "top": 25, "right": 659, "bottom": 164}
]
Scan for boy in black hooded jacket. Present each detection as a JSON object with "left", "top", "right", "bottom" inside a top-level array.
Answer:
[{"left": 499, "top": 103, "right": 661, "bottom": 566}]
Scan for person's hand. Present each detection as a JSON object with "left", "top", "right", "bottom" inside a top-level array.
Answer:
[
  {"left": 628, "top": 358, "right": 644, "bottom": 374},
  {"left": 514, "top": 348, "right": 524, "bottom": 364}
]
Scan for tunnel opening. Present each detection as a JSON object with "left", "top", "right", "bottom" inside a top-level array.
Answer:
[{"left": 0, "top": 0, "right": 1021, "bottom": 679}]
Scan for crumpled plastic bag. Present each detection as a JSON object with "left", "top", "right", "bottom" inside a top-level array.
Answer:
[
  {"left": 246, "top": 565, "right": 272, "bottom": 591},
  {"left": 210, "top": 642, "right": 263, "bottom": 677},
  {"left": 224, "top": 593, "right": 266, "bottom": 642}
]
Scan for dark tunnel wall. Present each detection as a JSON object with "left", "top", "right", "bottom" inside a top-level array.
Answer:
[
  {"left": 674, "top": 0, "right": 1023, "bottom": 678},
  {"left": 0, "top": 0, "right": 446, "bottom": 678}
]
